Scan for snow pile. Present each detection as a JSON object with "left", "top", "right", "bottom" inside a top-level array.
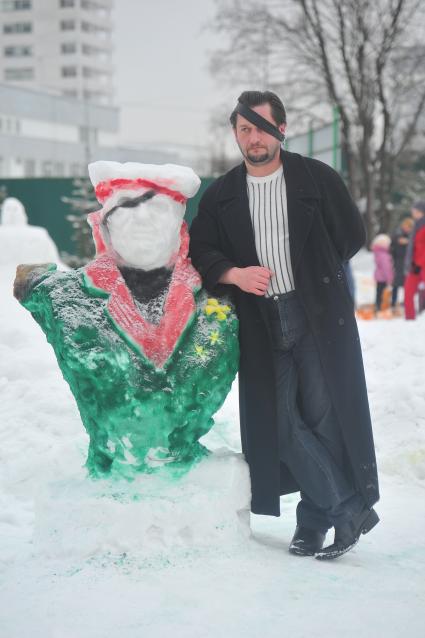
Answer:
[
  {"left": 352, "top": 249, "right": 425, "bottom": 482},
  {"left": 360, "top": 320, "right": 425, "bottom": 482},
  {"left": 1, "top": 246, "right": 425, "bottom": 637},
  {"left": 34, "top": 451, "right": 250, "bottom": 560},
  {"left": 0, "top": 195, "right": 68, "bottom": 278},
  {"left": 0, "top": 225, "right": 61, "bottom": 270}
]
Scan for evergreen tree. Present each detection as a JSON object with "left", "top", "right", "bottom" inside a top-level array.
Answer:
[{"left": 61, "top": 178, "right": 98, "bottom": 268}]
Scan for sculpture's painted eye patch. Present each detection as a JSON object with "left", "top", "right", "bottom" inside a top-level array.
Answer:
[{"left": 104, "top": 190, "right": 156, "bottom": 223}]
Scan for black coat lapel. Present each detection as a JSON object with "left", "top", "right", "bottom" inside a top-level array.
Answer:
[
  {"left": 216, "top": 151, "right": 321, "bottom": 271},
  {"left": 281, "top": 150, "right": 321, "bottom": 271},
  {"left": 216, "top": 163, "right": 260, "bottom": 267}
]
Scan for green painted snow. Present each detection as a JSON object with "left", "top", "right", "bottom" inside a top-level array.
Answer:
[{"left": 20, "top": 264, "right": 239, "bottom": 479}]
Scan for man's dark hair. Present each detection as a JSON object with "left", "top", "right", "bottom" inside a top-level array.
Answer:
[{"left": 230, "top": 90, "right": 287, "bottom": 128}]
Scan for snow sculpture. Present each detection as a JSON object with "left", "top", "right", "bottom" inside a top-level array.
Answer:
[
  {"left": 1, "top": 197, "right": 28, "bottom": 225},
  {"left": 0, "top": 198, "right": 61, "bottom": 270},
  {"left": 14, "top": 161, "right": 239, "bottom": 478}
]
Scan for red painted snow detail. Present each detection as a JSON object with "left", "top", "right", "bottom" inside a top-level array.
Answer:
[
  {"left": 87, "top": 210, "right": 107, "bottom": 255},
  {"left": 84, "top": 223, "right": 201, "bottom": 368},
  {"left": 95, "top": 178, "right": 187, "bottom": 204}
]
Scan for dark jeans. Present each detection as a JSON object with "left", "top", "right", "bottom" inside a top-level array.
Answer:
[
  {"left": 266, "top": 292, "right": 364, "bottom": 532},
  {"left": 391, "top": 285, "right": 400, "bottom": 307},
  {"left": 376, "top": 282, "right": 387, "bottom": 310}
]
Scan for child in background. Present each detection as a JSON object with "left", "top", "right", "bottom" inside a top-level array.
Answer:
[
  {"left": 404, "top": 200, "right": 425, "bottom": 320},
  {"left": 391, "top": 216, "right": 414, "bottom": 311},
  {"left": 371, "top": 234, "right": 394, "bottom": 314}
]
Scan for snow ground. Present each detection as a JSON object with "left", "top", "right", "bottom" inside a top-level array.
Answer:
[{"left": 1, "top": 245, "right": 425, "bottom": 638}]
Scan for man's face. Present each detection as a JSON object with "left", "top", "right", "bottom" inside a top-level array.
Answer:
[
  {"left": 233, "top": 103, "right": 286, "bottom": 167},
  {"left": 105, "top": 191, "right": 184, "bottom": 270},
  {"left": 401, "top": 218, "right": 413, "bottom": 233},
  {"left": 411, "top": 207, "right": 425, "bottom": 221}
]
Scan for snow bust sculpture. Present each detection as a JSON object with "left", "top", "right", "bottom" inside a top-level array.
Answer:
[{"left": 14, "top": 162, "right": 239, "bottom": 478}]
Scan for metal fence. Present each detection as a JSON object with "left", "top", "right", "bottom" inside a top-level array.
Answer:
[{"left": 286, "top": 107, "right": 341, "bottom": 172}]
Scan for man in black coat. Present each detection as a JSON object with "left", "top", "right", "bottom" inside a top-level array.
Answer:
[{"left": 189, "top": 90, "right": 379, "bottom": 560}]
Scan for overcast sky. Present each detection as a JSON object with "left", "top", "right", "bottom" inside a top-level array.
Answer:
[{"left": 113, "top": 0, "right": 232, "bottom": 150}]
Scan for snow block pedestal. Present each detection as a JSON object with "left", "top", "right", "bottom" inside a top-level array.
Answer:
[{"left": 34, "top": 450, "right": 251, "bottom": 559}]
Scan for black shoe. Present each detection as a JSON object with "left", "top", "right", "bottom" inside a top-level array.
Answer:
[
  {"left": 315, "top": 507, "right": 379, "bottom": 560},
  {"left": 289, "top": 525, "right": 326, "bottom": 556}
]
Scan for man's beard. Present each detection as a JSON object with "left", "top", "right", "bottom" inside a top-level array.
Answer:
[
  {"left": 247, "top": 150, "right": 270, "bottom": 164},
  {"left": 240, "top": 143, "right": 279, "bottom": 165}
]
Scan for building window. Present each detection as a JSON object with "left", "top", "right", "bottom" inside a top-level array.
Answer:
[
  {"left": 81, "top": 0, "right": 109, "bottom": 10},
  {"left": 24, "top": 158, "right": 36, "bottom": 177},
  {"left": 61, "top": 42, "right": 77, "bottom": 54},
  {"left": 79, "top": 125, "right": 98, "bottom": 145},
  {"left": 2, "top": 0, "right": 32, "bottom": 10},
  {"left": 4, "top": 67, "right": 34, "bottom": 80},
  {"left": 3, "top": 22, "right": 32, "bottom": 33},
  {"left": 82, "top": 43, "right": 101, "bottom": 56},
  {"left": 61, "top": 65, "right": 77, "bottom": 77},
  {"left": 82, "top": 89, "right": 110, "bottom": 103},
  {"left": 4, "top": 44, "right": 32, "bottom": 56},
  {"left": 81, "top": 21, "right": 95, "bottom": 32},
  {"left": 62, "top": 88, "right": 78, "bottom": 98},
  {"left": 54, "top": 162, "right": 65, "bottom": 176},
  {"left": 81, "top": 20, "right": 108, "bottom": 33},
  {"left": 60, "top": 19, "right": 75, "bottom": 30},
  {"left": 70, "top": 163, "right": 84, "bottom": 177},
  {"left": 82, "top": 66, "right": 109, "bottom": 79},
  {"left": 59, "top": 0, "right": 75, "bottom": 7},
  {"left": 42, "top": 161, "right": 53, "bottom": 177}
]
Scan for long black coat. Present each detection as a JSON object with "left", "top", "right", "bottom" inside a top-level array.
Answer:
[{"left": 189, "top": 150, "right": 379, "bottom": 516}]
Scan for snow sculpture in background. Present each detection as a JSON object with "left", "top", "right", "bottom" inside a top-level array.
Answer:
[
  {"left": 0, "top": 197, "right": 60, "bottom": 270},
  {"left": 14, "top": 161, "right": 239, "bottom": 478},
  {"left": 1, "top": 197, "right": 28, "bottom": 225}
]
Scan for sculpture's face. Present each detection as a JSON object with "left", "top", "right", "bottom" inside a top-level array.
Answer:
[{"left": 105, "top": 191, "right": 185, "bottom": 270}]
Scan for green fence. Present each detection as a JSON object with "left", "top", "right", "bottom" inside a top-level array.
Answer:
[
  {"left": 0, "top": 177, "right": 214, "bottom": 257},
  {"left": 286, "top": 106, "right": 342, "bottom": 172}
]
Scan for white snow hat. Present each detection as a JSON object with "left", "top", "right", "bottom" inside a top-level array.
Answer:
[
  {"left": 88, "top": 161, "right": 201, "bottom": 210},
  {"left": 371, "top": 233, "right": 391, "bottom": 249}
]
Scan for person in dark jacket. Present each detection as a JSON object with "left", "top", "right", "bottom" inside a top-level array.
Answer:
[
  {"left": 404, "top": 200, "right": 425, "bottom": 320},
  {"left": 371, "top": 233, "right": 394, "bottom": 313},
  {"left": 189, "top": 90, "right": 379, "bottom": 560},
  {"left": 390, "top": 215, "right": 413, "bottom": 309}
]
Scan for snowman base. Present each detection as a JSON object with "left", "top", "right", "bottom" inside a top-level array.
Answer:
[{"left": 34, "top": 449, "right": 251, "bottom": 560}]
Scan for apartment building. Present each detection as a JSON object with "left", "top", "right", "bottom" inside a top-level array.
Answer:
[
  {"left": 0, "top": 0, "right": 114, "bottom": 105},
  {"left": 0, "top": 83, "right": 179, "bottom": 178}
]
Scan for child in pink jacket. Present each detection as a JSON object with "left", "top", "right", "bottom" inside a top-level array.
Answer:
[{"left": 371, "top": 234, "right": 394, "bottom": 311}]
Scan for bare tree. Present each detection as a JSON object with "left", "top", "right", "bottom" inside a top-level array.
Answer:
[{"left": 209, "top": 0, "right": 425, "bottom": 238}]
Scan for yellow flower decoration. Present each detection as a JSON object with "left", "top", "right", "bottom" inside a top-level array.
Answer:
[
  {"left": 209, "top": 330, "right": 220, "bottom": 345},
  {"left": 204, "top": 298, "right": 231, "bottom": 322},
  {"left": 195, "top": 344, "right": 207, "bottom": 360}
]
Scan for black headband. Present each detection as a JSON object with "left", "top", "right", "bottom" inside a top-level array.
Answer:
[{"left": 235, "top": 102, "right": 285, "bottom": 142}]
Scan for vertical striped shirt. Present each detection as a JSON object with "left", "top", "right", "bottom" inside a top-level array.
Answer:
[{"left": 246, "top": 165, "right": 295, "bottom": 296}]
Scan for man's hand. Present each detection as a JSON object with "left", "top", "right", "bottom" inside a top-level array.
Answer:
[{"left": 219, "top": 266, "right": 273, "bottom": 295}]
